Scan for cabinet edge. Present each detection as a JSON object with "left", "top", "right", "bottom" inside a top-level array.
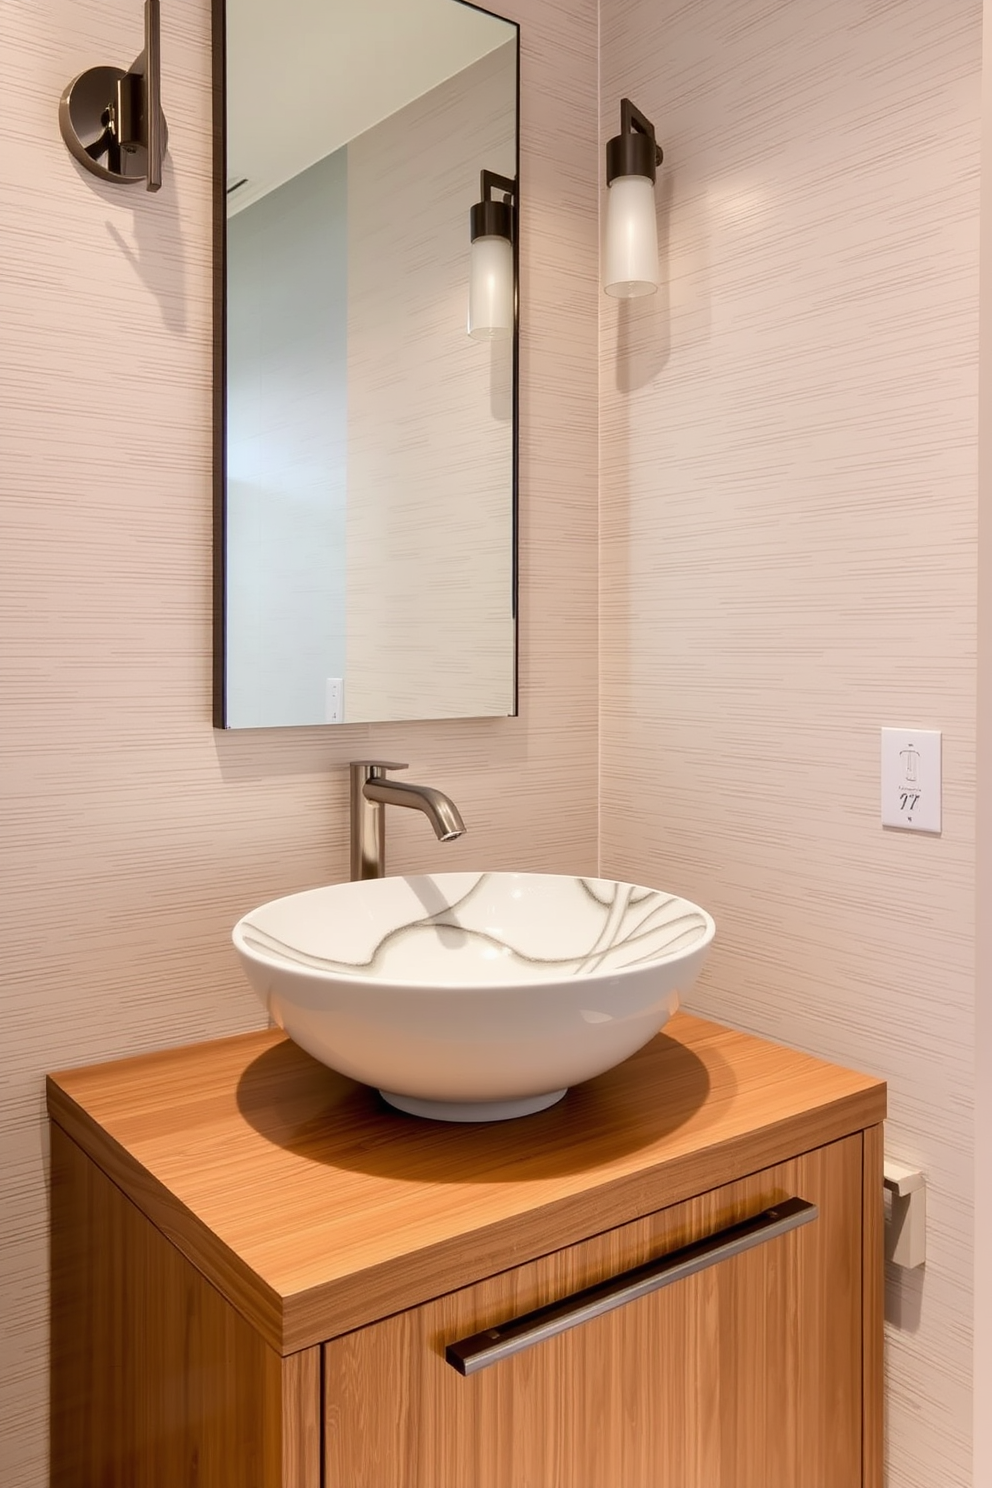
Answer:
[
  {"left": 282, "top": 1347, "right": 322, "bottom": 1488},
  {"left": 47, "top": 1097, "right": 286, "bottom": 1354},
  {"left": 862, "top": 1123, "right": 884, "bottom": 1488}
]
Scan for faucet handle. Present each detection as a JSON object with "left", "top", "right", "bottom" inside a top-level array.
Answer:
[{"left": 350, "top": 759, "right": 408, "bottom": 775}]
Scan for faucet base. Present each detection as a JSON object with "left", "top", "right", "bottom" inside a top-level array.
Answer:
[
  {"left": 378, "top": 1088, "right": 567, "bottom": 1123},
  {"left": 350, "top": 760, "right": 408, "bottom": 880}
]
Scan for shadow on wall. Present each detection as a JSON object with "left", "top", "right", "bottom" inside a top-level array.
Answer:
[
  {"left": 490, "top": 336, "right": 513, "bottom": 421},
  {"left": 885, "top": 1260, "right": 924, "bottom": 1334},
  {"left": 99, "top": 160, "right": 189, "bottom": 336},
  {"left": 612, "top": 171, "right": 673, "bottom": 394},
  {"left": 60, "top": 127, "right": 190, "bottom": 334}
]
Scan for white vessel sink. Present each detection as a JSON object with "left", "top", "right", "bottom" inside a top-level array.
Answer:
[{"left": 233, "top": 872, "right": 715, "bottom": 1122}]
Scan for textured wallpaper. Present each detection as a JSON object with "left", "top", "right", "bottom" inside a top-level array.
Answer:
[
  {"left": 0, "top": 0, "right": 598, "bottom": 1480},
  {"left": 599, "top": 0, "right": 981, "bottom": 1483},
  {"left": 975, "top": 3, "right": 992, "bottom": 1479}
]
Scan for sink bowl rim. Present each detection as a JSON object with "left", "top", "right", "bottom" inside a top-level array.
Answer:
[{"left": 233, "top": 870, "right": 717, "bottom": 996}]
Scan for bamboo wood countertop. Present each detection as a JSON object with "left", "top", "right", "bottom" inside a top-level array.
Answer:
[{"left": 48, "top": 1013, "right": 885, "bottom": 1356}]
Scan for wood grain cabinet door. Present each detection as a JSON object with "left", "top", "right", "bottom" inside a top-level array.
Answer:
[{"left": 323, "top": 1134, "right": 869, "bottom": 1488}]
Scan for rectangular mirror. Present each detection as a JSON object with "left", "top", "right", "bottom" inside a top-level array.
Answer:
[{"left": 214, "top": 0, "right": 519, "bottom": 728}]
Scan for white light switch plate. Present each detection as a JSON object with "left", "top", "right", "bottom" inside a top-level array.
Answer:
[
  {"left": 881, "top": 728, "right": 941, "bottom": 833},
  {"left": 325, "top": 677, "right": 344, "bottom": 724}
]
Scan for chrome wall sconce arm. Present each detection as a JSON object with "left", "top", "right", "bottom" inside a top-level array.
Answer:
[
  {"left": 468, "top": 170, "right": 517, "bottom": 342},
  {"left": 604, "top": 97, "right": 663, "bottom": 298},
  {"left": 58, "top": 0, "right": 167, "bottom": 192}
]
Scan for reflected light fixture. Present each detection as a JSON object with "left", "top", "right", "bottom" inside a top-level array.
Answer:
[
  {"left": 604, "top": 98, "right": 663, "bottom": 298},
  {"left": 468, "top": 170, "right": 516, "bottom": 341}
]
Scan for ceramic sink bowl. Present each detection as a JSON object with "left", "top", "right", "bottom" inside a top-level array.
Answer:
[{"left": 233, "top": 871, "right": 715, "bottom": 1122}]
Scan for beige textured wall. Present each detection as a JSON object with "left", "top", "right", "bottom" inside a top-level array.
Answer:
[
  {"left": 346, "top": 42, "right": 516, "bottom": 722},
  {"left": 599, "top": 0, "right": 980, "bottom": 1484},
  {"left": 976, "top": 1, "right": 992, "bottom": 1479},
  {"left": 0, "top": 0, "right": 598, "bottom": 1480}
]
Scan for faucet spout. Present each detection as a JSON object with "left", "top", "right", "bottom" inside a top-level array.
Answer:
[
  {"left": 349, "top": 761, "right": 467, "bottom": 880},
  {"left": 362, "top": 777, "right": 466, "bottom": 842}
]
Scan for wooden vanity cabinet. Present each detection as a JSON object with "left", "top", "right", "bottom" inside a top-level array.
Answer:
[
  {"left": 48, "top": 1014, "right": 885, "bottom": 1488},
  {"left": 325, "top": 1135, "right": 868, "bottom": 1488}
]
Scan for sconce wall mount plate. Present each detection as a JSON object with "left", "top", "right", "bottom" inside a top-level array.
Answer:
[
  {"left": 606, "top": 102, "right": 663, "bottom": 188},
  {"left": 59, "top": 0, "right": 167, "bottom": 192}
]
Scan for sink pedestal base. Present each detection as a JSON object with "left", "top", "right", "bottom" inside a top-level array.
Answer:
[{"left": 378, "top": 1088, "right": 567, "bottom": 1122}]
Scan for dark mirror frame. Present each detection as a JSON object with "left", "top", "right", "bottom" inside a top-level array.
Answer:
[{"left": 211, "top": 0, "right": 521, "bottom": 730}]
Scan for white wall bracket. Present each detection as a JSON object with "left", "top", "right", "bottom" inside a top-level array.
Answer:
[{"left": 884, "top": 1158, "right": 926, "bottom": 1269}]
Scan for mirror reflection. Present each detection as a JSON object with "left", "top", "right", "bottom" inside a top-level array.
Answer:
[{"left": 217, "top": 0, "right": 519, "bottom": 728}]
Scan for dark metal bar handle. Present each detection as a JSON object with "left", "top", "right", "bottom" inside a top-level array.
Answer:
[
  {"left": 445, "top": 1195, "right": 817, "bottom": 1376},
  {"left": 143, "top": 0, "right": 162, "bottom": 191}
]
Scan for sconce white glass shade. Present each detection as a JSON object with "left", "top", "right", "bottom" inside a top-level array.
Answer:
[
  {"left": 468, "top": 234, "right": 514, "bottom": 341},
  {"left": 604, "top": 174, "right": 659, "bottom": 298}
]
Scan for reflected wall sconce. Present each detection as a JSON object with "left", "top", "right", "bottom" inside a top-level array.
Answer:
[
  {"left": 604, "top": 98, "right": 663, "bottom": 298},
  {"left": 468, "top": 170, "right": 516, "bottom": 341},
  {"left": 58, "top": 0, "right": 167, "bottom": 192}
]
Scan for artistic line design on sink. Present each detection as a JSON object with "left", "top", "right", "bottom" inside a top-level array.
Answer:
[{"left": 239, "top": 872, "right": 710, "bottom": 983}]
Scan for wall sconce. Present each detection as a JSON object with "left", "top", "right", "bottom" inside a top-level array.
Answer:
[
  {"left": 604, "top": 98, "right": 663, "bottom": 298},
  {"left": 468, "top": 170, "right": 516, "bottom": 341},
  {"left": 58, "top": 0, "right": 167, "bottom": 192}
]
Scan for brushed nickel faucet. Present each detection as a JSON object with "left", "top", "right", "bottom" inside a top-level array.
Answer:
[{"left": 350, "top": 761, "right": 466, "bottom": 881}]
